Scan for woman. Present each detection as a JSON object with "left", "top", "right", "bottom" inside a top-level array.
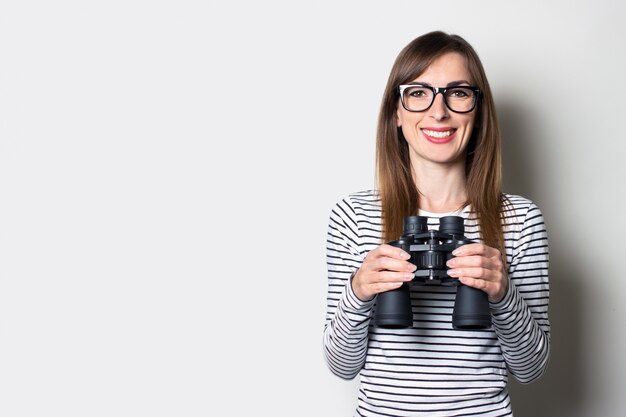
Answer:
[{"left": 323, "top": 31, "right": 550, "bottom": 416}]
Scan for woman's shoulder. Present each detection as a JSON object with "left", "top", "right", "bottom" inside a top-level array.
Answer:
[
  {"left": 331, "top": 190, "right": 381, "bottom": 218},
  {"left": 501, "top": 193, "right": 546, "bottom": 225},
  {"left": 332, "top": 189, "right": 380, "bottom": 205},
  {"left": 346, "top": 189, "right": 381, "bottom": 205},
  {"left": 502, "top": 193, "right": 542, "bottom": 210}
]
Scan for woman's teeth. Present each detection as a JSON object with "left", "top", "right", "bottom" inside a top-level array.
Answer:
[{"left": 422, "top": 129, "right": 454, "bottom": 138}]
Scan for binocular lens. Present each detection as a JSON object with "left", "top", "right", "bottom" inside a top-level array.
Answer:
[
  {"left": 404, "top": 216, "right": 428, "bottom": 235},
  {"left": 439, "top": 216, "right": 464, "bottom": 235}
]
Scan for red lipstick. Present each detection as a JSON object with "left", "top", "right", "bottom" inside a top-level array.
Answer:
[{"left": 421, "top": 127, "right": 457, "bottom": 144}]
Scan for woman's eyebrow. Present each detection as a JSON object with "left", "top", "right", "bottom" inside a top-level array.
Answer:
[
  {"left": 446, "top": 80, "right": 471, "bottom": 87},
  {"left": 407, "top": 80, "right": 472, "bottom": 87}
]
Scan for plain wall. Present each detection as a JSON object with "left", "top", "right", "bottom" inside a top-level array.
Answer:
[{"left": 1, "top": 1, "right": 625, "bottom": 416}]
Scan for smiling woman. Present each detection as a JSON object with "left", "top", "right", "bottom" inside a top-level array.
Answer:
[
  {"left": 396, "top": 53, "right": 478, "bottom": 167},
  {"left": 323, "top": 31, "right": 550, "bottom": 416}
]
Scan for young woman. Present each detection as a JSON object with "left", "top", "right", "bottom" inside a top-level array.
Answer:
[{"left": 323, "top": 31, "right": 550, "bottom": 416}]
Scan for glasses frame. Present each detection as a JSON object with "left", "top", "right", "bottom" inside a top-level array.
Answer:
[{"left": 398, "top": 84, "right": 481, "bottom": 114}]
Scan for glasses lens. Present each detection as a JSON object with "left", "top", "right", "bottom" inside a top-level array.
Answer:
[
  {"left": 444, "top": 87, "right": 477, "bottom": 112},
  {"left": 402, "top": 86, "right": 434, "bottom": 112}
]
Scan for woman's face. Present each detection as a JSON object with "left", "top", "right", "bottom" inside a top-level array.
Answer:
[{"left": 396, "top": 52, "right": 477, "bottom": 168}]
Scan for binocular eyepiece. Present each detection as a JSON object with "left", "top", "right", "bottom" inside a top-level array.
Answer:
[{"left": 373, "top": 215, "right": 491, "bottom": 330}]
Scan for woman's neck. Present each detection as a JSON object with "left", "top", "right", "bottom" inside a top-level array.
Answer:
[{"left": 412, "top": 160, "right": 467, "bottom": 213}]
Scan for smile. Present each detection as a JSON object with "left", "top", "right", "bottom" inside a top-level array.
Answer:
[{"left": 421, "top": 128, "right": 457, "bottom": 143}]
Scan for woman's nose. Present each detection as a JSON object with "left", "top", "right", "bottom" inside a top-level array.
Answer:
[{"left": 428, "top": 93, "right": 450, "bottom": 121}]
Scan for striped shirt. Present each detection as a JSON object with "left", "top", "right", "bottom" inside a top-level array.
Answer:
[{"left": 323, "top": 190, "right": 550, "bottom": 417}]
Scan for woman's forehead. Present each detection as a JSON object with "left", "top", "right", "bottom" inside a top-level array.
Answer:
[{"left": 408, "top": 52, "right": 472, "bottom": 85}]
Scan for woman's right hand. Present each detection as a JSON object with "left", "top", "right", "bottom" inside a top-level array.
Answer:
[{"left": 351, "top": 244, "right": 417, "bottom": 301}]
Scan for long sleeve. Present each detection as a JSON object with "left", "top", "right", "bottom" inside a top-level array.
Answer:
[
  {"left": 322, "top": 197, "right": 374, "bottom": 380},
  {"left": 321, "top": 192, "right": 547, "bottom": 415},
  {"left": 490, "top": 202, "right": 551, "bottom": 383}
]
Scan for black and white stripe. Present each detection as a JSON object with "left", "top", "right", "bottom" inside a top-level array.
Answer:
[{"left": 323, "top": 190, "right": 550, "bottom": 417}]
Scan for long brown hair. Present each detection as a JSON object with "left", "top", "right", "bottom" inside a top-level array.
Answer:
[{"left": 376, "top": 31, "right": 506, "bottom": 253}]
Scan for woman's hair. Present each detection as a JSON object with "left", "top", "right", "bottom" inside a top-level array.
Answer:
[{"left": 376, "top": 31, "right": 506, "bottom": 253}]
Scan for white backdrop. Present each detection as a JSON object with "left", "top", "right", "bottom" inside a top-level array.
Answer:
[{"left": 1, "top": 1, "right": 625, "bottom": 416}]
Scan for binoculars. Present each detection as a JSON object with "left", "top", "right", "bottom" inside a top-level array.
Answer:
[{"left": 373, "top": 215, "right": 492, "bottom": 330}]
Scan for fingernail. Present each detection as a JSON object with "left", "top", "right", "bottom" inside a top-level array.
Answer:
[
  {"left": 448, "top": 269, "right": 459, "bottom": 277},
  {"left": 452, "top": 248, "right": 462, "bottom": 256},
  {"left": 405, "top": 273, "right": 414, "bottom": 280},
  {"left": 446, "top": 259, "right": 456, "bottom": 267},
  {"left": 401, "top": 251, "right": 411, "bottom": 259},
  {"left": 408, "top": 263, "right": 417, "bottom": 272}
]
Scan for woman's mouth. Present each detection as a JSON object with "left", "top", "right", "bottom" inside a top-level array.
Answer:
[{"left": 421, "top": 128, "right": 457, "bottom": 144}]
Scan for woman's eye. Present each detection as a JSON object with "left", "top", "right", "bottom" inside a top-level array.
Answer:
[
  {"left": 449, "top": 89, "right": 469, "bottom": 98},
  {"left": 409, "top": 89, "right": 428, "bottom": 98}
]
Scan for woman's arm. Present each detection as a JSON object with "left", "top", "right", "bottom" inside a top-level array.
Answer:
[
  {"left": 445, "top": 200, "right": 550, "bottom": 383},
  {"left": 322, "top": 197, "right": 372, "bottom": 380},
  {"left": 322, "top": 196, "right": 414, "bottom": 379},
  {"left": 490, "top": 202, "right": 551, "bottom": 383}
]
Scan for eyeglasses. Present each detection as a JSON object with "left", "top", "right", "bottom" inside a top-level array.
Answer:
[{"left": 398, "top": 84, "right": 481, "bottom": 113}]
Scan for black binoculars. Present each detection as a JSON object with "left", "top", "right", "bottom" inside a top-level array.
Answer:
[{"left": 373, "top": 215, "right": 491, "bottom": 330}]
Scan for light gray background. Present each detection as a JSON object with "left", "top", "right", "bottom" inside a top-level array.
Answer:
[{"left": 0, "top": 1, "right": 625, "bottom": 416}]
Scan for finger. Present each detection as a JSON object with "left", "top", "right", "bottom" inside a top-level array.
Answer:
[
  {"left": 453, "top": 243, "right": 500, "bottom": 258},
  {"left": 458, "top": 276, "right": 489, "bottom": 291},
  {"left": 377, "top": 270, "right": 415, "bottom": 282},
  {"left": 447, "top": 267, "right": 498, "bottom": 281},
  {"left": 372, "top": 256, "right": 416, "bottom": 273},
  {"left": 368, "top": 281, "right": 405, "bottom": 295},
  {"left": 447, "top": 255, "right": 501, "bottom": 271},
  {"left": 458, "top": 276, "right": 506, "bottom": 302},
  {"left": 355, "top": 270, "right": 411, "bottom": 299},
  {"left": 375, "top": 244, "right": 412, "bottom": 260}
]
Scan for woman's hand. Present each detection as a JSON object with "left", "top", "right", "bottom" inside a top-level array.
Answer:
[
  {"left": 352, "top": 244, "right": 416, "bottom": 301},
  {"left": 446, "top": 243, "right": 508, "bottom": 303}
]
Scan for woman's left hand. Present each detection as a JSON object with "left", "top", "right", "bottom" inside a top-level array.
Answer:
[{"left": 446, "top": 243, "right": 507, "bottom": 303}]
